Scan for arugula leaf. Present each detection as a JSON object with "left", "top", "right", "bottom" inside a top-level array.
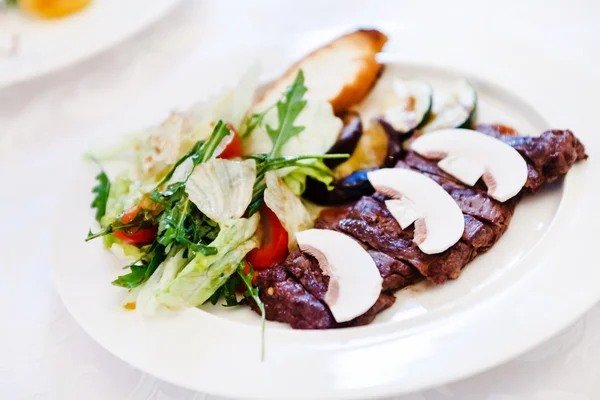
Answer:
[
  {"left": 199, "top": 120, "right": 230, "bottom": 163},
  {"left": 240, "top": 105, "right": 275, "bottom": 139},
  {"left": 91, "top": 170, "right": 111, "bottom": 223},
  {"left": 152, "top": 119, "right": 230, "bottom": 194},
  {"left": 85, "top": 220, "right": 148, "bottom": 241},
  {"left": 266, "top": 70, "right": 308, "bottom": 158},
  {"left": 154, "top": 140, "right": 205, "bottom": 191},
  {"left": 246, "top": 154, "right": 347, "bottom": 216},
  {"left": 5, "top": 0, "right": 17, "bottom": 6},
  {"left": 156, "top": 196, "right": 219, "bottom": 256},
  {"left": 237, "top": 262, "right": 266, "bottom": 361},
  {"left": 112, "top": 246, "right": 166, "bottom": 288}
]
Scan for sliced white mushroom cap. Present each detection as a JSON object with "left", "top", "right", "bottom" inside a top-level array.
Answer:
[
  {"left": 411, "top": 129, "right": 528, "bottom": 202},
  {"left": 296, "top": 229, "right": 382, "bottom": 323},
  {"left": 367, "top": 168, "right": 464, "bottom": 254}
]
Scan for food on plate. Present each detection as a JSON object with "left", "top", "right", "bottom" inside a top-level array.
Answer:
[
  {"left": 85, "top": 28, "right": 587, "bottom": 340},
  {"left": 411, "top": 129, "right": 528, "bottom": 202},
  {"left": 296, "top": 229, "right": 382, "bottom": 322},
  {"left": 9, "top": 0, "right": 91, "bottom": 18},
  {"left": 366, "top": 168, "right": 465, "bottom": 254},
  {"left": 253, "top": 29, "right": 388, "bottom": 114}
]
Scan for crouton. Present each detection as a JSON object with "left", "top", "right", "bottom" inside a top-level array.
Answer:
[{"left": 254, "top": 29, "right": 387, "bottom": 114}]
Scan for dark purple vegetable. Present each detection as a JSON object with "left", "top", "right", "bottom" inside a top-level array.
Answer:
[
  {"left": 377, "top": 118, "right": 412, "bottom": 167},
  {"left": 325, "top": 111, "right": 363, "bottom": 168},
  {"left": 303, "top": 169, "right": 375, "bottom": 206}
]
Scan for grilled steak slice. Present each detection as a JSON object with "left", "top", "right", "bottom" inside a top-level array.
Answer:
[
  {"left": 348, "top": 293, "right": 396, "bottom": 326},
  {"left": 250, "top": 264, "right": 337, "bottom": 329},
  {"left": 395, "top": 160, "right": 516, "bottom": 229},
  {"left": 313, "top": 205, "right": 424, "bottom": 289},
  {"left": 250, "top": 128, "right": 587, "bottom": 329},
  {"left": 401, "top": 151, "right": 460, "bottom": 183},
  {"left": 252, "top": 250, "right": 398, "bottom": 328},
  {"left": 367, "top": 250, "right": 423, "bottom": 292},
  {"left": 313, "top": 205, "right": 351, "bottom": 230},
  {"left": 284, "top": 251, "right": 330, "bottom": 301},
  {"left": 338, "top": 196, "right": 474, "bottom": 284},
  {"left": 476, "top": 126, "right": 587, "bottom": 191},
  {"left": 462, "top": 215, "right": 499, "bottom": 252}
]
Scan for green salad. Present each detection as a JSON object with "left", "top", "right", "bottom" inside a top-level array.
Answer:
[{"left": 85, "top": 68, "right": 347, "bottom": 357}]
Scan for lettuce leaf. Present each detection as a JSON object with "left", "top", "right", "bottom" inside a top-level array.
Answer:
[
  {"left": 101, "top": 174, "right": 154, "bottom": 228},
  {"left": 186, "top": 159, "right": 256, "bottom": 223},
  {"left": 264, "top": 172, "right": 312, "bottom": 250},
  {"left": 282, "top": 159, "right": 335, "bottom": 196},
  {"left": 136, "top": 248, "right": 189, "bottom": 315},
  {"left": 156, "top": 214, "right": 260, "bottom": 308}
]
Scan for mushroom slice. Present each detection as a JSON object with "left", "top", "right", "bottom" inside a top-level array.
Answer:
[
  {"left": 296, "top": 229, "right": 383, "bottom": 323},
  {"left": 367, "top": 168, "right": 465, "bottom": 254},
  {"left": 411, "top": 128, "right": 528, "bottom": 202}
]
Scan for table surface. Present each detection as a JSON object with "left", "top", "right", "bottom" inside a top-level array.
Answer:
[{"left": 2, "top": 1, "right": 600, "bottom": 399}]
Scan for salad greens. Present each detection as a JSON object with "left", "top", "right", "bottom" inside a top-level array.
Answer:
[
  {"left": 266, "top": 70, "right": 308, "bottom": 158},
  {"left": 240, "top": 105, "right": 275, "bottom": 139},
  {"left": 86, "top": 67, "right": 348, "bottom": 359},
  {"left": 90, "top": 169, "right": 110, "bottom": 223}
]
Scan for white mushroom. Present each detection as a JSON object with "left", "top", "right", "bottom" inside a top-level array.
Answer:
[
  {"left": 411, "top": 129, "right": 528, "bottom": 202},
  {"left": 367, "top": 168, "right": 465, "bottom": 254},
  {"left": 296, "top": 229, "right": 382, "bottom": 323}
]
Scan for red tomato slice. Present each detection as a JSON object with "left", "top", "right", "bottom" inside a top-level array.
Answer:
[
  {"left": 236, "top": 261, "right": 258, "bottom": 293},
  {"left": 120, "top": 204, "right": 141, "bottom": 225},
  {"left": 246, "top": 205, "right": 289, "bottom": 269},
  {"left": 216, "top": 123, "right": 243, "bottom": 159},
  {"left": 112, "top": 225, "right": 157, "bottom": 245}
]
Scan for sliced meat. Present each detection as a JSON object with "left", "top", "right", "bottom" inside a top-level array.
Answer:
[
  {"left": 251, "top": 264, "right": 336, "bottom": 329},
  {"left": 462, "top": 215, "right": 499, "bottom": 252},
  {"left": 252, "top": 250, "right": 398, "bottom": 329},
  {"left": 283, "top": 251, "right": 330, "bottom": 302},
  {"left": 367, "top": 249, "right": 423, "bottom": 292},
  {"left": 250, "top": 128, "right": 587, "bottom": 329},
  {"left": 476, "top": 126, "right": 587, "bottom": 192},
  {"left": 337, "top": 196, "right": 474, "bottom": 284},
  {"left": 396, "top": 159, "right": 515, "bottom": 228},
  {"left": 347, "top": 293, "right": 396, "bottom": 327},
  {"left": 434, "top": 180, "right": 516, "bottom": 229},
  {"left": 401, "top": 151, "right": 460, "bottom": 183},
  {"left": 313, "top": 206, "right": 351, "bottom": 231}
]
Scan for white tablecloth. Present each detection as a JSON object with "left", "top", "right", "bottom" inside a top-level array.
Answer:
[{"left": 2, "top": 1, "right": 600, "bottom": 399}]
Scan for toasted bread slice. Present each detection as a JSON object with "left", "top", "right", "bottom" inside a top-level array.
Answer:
[{"left": 254, "top": 29, "right": 387, "bottom": 114}]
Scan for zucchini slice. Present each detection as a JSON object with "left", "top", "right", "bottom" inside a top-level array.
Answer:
[
  {"left": 423, "top": 80, "right": 477, "bottom": 133},
  {"left": 355, "top": 77, "right": 433, "bottom": 134},
  {"left": 381, "top": 79, "right": 433, "bottom": 133}
]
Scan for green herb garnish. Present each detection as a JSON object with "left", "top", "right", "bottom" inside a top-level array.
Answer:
[
  {"left": 237, "top": 262, "right": 266, "bottom": 361},
  {"left": 241, "top": 104, "right": 275, "bottom": 139},
  {"left": 87, "top": 122, "right": 231, "bottom": 289},
  {"left": 112, "top": 245, "right": 166, "bottom": 288},
  {"left": 91, "top": 170, "right": 111, "bottom": 223},
  {"left": 247, "top": 154, "right": 347, "bottom": 216},
  {"left": 266, "top": 70, "right": 307, "bottom": 157}
]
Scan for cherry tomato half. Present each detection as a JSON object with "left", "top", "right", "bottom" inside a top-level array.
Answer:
[
  {"left": 246, "top": 205, "right": 289, "bottom": 269},
  {"left": 112, "top": 225, "right": 157, "bottom": 246},
  {"left": 120, "top": 204, "right": 141, "bottom": 225},
  {"left": 216, "top": 123, "right": 243, "bottom": 159}
]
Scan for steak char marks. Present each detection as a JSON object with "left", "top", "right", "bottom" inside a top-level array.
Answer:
[{"left": 251, "top": 129, "right": 587, "bottom": 329}]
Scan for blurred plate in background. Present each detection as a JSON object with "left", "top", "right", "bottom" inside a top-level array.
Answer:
[{"left": 0, "top": 0, "right": 179, "bottom": 88}]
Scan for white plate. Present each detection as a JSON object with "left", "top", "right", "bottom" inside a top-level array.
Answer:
[
  {"left": 51, "top": 26, "right": 599, "bottom": 399},
  {"left": 0, "top": 0, "right": 179, "bottom": 88}
]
